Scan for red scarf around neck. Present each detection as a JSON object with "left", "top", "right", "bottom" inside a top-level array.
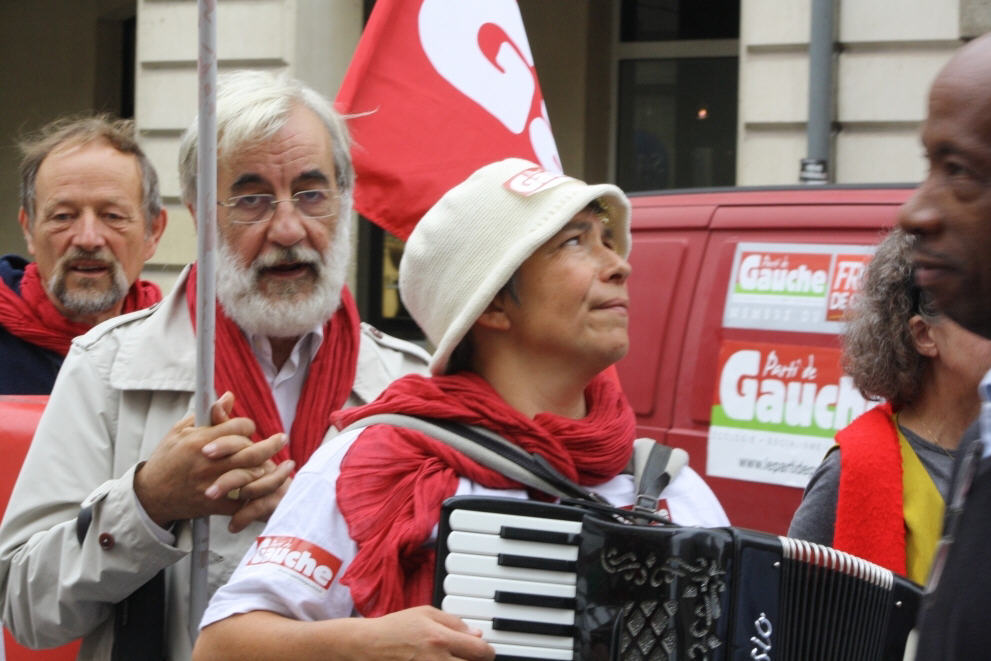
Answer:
[
  {"left": 185, "top": 264, "right": 360, "bottom": 468},
  {"left": 332, "top": 371, "right": 636, "bottom": 617},
  {"left": 834, "top": 403, "right": 905, "bottom": 574},
  {"left": 0, "top": 262, "right": 161, "bottom": 356}
]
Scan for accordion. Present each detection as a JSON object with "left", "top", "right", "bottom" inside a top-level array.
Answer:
[{"left": 432, "top": 496, "right": 921, "bottom": 661}]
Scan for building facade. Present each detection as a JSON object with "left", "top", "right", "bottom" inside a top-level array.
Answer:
[{"left": 0, "top": 0, "right": 987, "bottom": 326}]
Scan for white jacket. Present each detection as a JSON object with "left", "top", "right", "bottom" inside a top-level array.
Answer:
[{"left": 0, "top": 267, "right": 430, "bottom": 660}]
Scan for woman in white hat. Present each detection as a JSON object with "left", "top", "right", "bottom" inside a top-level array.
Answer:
[{"left": 194, "top": 159, "right": 727, "bottom": 660}]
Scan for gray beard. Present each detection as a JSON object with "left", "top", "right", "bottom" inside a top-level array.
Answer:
[
  {"left": 48, "top": 249, "right": 129, "bottom": 318},
  {"left": 215, "top": 221, "right": 350, "bottom": 338}
]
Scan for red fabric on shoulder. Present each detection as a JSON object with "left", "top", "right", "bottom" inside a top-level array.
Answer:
[
  {"left": 334, "top": 372, "right": 635, "bottom": 616},
  {"left": 0, "top": 263, "right": 161, "bottom": 356},
  {"left": 833, "top": 402, "right": 905, "bottom": 574}
]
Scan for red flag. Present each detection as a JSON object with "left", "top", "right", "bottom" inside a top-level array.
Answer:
[{"left": 336, "top": 0, "right": 562, "bottom": 239}]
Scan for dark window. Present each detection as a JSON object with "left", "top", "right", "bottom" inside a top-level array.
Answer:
[
  {"left": 120, "top": 17, "right": 135, "bottom": 118},
  {"left": 620, "top": 0, "right": 740, "bottom": 41},
  {"left": 94, "top": 11, "right": 136, "bottom": 118},
  {"left": 616, "top": 57, "right": 738, "bottom": 191},
  {"left": 355, "top": 220, "right": 424, "bottom": 341}
]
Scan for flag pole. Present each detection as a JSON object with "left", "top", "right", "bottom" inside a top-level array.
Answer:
[{"left": 189, "top": 0, "right": 217, "bottom": 643}]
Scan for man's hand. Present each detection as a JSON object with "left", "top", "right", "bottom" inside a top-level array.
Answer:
[
  {"left": 133, "top": 391, "right": 291, "bottom": 528},
  {"left": 216, "top": 458, "right": 294, "bottom": 534},
  {"left": 344, "top": 606, "right": 495, "bottom": 661}
]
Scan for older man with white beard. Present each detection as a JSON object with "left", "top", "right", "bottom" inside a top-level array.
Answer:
[
  {"left": 0, "top": 116, "right": 167, "bottom": 394},
  {"left": 0, "top": 70, "right": 430, "bottom": 661}
]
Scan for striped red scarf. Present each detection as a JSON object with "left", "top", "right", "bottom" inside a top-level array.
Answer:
[
  {"left": 185, "top": 264, "right": 360, "bottom": 468},
  {"left": 332, "top": 371, "right": 635, "bottom": 616},
  {"left": 0, "top": 262, "right": 161, "bottom": 355}
]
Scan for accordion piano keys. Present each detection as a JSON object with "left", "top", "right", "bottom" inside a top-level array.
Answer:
[
  {"left": 439, "top": 502, "right": 587, "bottom": 660},
  {"left": 489, "top": 642, "right": 574, "bottom": 660},
  {"left": 458, "top": 617, "right": 575, "bottom": 651},
  {"left": 434, "top": 496, "right": 922, "bottom": 661},
  {"left": 443, "top": 574, "right": 576, "bottom": 601},
  {"left": 444, "top": 553, "right": 575, "bottom": 586},
  {"left": 446, "top": 530, "right": 579, "bottom": 564}
]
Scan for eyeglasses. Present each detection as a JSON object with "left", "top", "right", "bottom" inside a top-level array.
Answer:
[{"left": 218, "top": 189, "right": 340, "bottom": 225}]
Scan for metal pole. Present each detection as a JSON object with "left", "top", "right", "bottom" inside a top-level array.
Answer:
[
  {"left": 801, "top": 0, "right": 836, "bottom": 184},
  {"left": 189, "top": 0, "right": 217, "bottom": 643}
]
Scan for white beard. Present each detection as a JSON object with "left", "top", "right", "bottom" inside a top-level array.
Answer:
[{"left": 215, "top": 220, "right": 350, "bottom": 338}]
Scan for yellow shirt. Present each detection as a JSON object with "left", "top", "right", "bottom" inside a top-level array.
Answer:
[{"left": 897, "top": 422, "right": 945, "bottom": 585}]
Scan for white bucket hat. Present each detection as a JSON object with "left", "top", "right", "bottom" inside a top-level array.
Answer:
[{"left": 399, "top": 158, "right": 631, "bottom": 374}]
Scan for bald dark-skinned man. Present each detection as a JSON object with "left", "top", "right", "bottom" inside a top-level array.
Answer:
[{"left": 898, "top": 32, "right": 991, "bottom": 660}]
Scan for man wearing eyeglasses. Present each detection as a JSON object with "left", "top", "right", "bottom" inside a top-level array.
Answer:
[
  {"left": 0, "top": 115, "right": 167, "bottom": 394},
  {"left": 0, "top": 70, "right": 429, "bottom": 660}
]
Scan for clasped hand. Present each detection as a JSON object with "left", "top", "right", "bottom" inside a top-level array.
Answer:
[{"left": 134, "top": 391, "right": 293, "bottom": 532}]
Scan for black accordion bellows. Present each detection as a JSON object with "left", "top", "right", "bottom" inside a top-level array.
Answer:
[{"left": 432, "top": 496, "right": 921, "bottom": 661}]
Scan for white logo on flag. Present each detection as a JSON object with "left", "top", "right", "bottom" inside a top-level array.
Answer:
[{"left": 418, "top": 0, "right": 561, "bottom": 172}]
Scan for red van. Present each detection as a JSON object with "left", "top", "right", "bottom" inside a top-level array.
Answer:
[{"left": 616, "top": 185, "right": 914, "bottom": 534}]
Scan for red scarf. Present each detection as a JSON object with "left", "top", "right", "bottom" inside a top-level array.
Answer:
[
  {"left": 0, "top": 262, "right": 161, "bottom": 356},
  {"left": 185, "top": 264, "right": 360, "bottom": 468},
  {"left": 834, "top": 402, "right": 906, "bottom": 574},
  {"left": 333, "top": 372, "right": 636, "bottom": 617}
]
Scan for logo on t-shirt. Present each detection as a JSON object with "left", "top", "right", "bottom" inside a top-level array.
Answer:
[{"left": 247, "top": 536, "right": 342, "bottom": 590}]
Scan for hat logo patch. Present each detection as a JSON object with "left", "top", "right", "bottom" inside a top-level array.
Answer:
[{"left": 503, "top": 167, "right": 574, "bottom": 197}]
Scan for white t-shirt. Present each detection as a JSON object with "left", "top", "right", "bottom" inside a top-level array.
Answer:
[{"left": 200, "top": 428, "right": 729, "bottom": 628}]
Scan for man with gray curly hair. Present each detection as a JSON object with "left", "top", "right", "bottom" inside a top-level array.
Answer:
[
  {"left": 0, "top": 70, "right": 428, "bottom": 660},
  {"left": 0, "top": 115, "right": 167, "bottom": 393}
]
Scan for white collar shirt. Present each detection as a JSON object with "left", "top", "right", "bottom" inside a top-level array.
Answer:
[{"left": 247, "top": 324, "right": 325, "bottom": 434}]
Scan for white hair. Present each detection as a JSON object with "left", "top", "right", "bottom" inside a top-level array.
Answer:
[{"left": 178, "top": 69, "right": 354, "bottom": 208}]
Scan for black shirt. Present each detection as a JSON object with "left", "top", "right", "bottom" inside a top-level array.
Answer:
[{"left": 912, "top": 425, "right": 990, "bottom": 659}]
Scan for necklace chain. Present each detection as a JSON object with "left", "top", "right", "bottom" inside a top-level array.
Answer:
[{"left": 897, "top": 414, "right": 954, "bottom": 457}]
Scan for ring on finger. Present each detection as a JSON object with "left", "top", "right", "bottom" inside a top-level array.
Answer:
[{"left": 226, "top": 487, "right": 241, "bottom": 501}]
